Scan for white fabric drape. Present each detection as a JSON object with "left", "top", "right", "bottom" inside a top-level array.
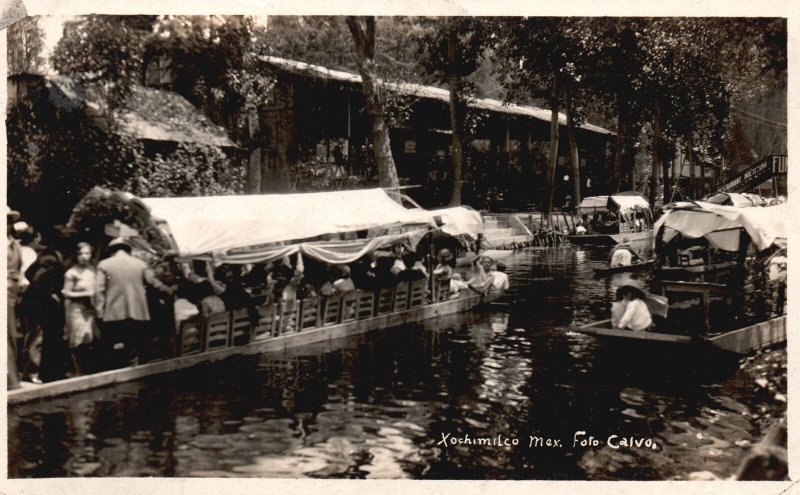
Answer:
[
  {"left": 190, "top": 228, "right": 429, "bottom": 266},
  {"left": 654, "top": 201, "right": 788, "bottom": 252},
  {"left": 142, "top": 189, "right": 436, "bottom": 259}
]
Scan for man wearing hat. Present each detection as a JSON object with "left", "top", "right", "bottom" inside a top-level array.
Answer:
[
  {"left": 7, "top": 207, "right": 22, "bottom": 388},
  {"left": 610, "top": 237, "right": 640, "bottom": 268},
  {"left": 95, "top": 237, "right": 171, "bottom": 369}
]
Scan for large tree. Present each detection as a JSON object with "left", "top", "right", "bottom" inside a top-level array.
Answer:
[
  {"left": 51, "top": 15, "right": 151, "bottom": 107},
  {"left": 419, "top": 17, "right": 487, "bottom": 206},
  {"left": 345, "top": 16, "right": 401, "bottom": 200},
  {"left": 7, "top": 16, "right": 45, "bottom": 75},
  {"left": 496, "top": 18, "right": 590, "bottom": 213}
]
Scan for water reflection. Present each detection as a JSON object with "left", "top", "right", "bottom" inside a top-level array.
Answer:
[{"left": 8, "top": 245, "right": 783, "bottom": 479}]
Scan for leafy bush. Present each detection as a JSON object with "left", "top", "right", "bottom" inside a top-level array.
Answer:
[{"left": 123, "top": 144, "right": 245, "bottom": 197}]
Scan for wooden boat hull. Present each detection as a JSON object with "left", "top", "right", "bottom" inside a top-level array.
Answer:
[
  {"left": 567, "top": 230, "right": 653, "bottom": 247},
  {"left": 594, "top": 259, "right": 655, "bottom": 276},
  {"left": 8, "top": 291, "right": 499, "bottom": 404},
  {"left": 569, "top": 319, "right": 694, "bottom": 345},
  {"left": 569, "top": 316, "right": 786, "bottom": 356},
  {"left": 708, "top": 316, "right": 786, "bottom": 354}
]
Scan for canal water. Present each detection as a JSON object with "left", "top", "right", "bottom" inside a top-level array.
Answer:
[{"left": 8, "top": 245, "right": 787, "bottom": 479}]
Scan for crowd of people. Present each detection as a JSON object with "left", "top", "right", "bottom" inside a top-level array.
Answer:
[
  {"left": 7, "top": 206, "right": 509, "bottom": 389},
  {"left": 573, "top": 209, "right": 649, "bottom": 236}
]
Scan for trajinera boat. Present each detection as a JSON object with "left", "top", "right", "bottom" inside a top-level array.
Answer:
[
  {"left": 9, "top": 188, "right": 500, "bottom": 404},
  {"left": 572, "top": 200, "right": 787, "bottom": 356},
  {"left": 593, "top": 259, "right": 656, "bottom": 276},
  {"left": 566, "top": 192, "right": 655, "bottom": 246}
]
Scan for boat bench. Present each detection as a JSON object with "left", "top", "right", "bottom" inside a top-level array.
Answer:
[{"left": 176, "top": 279, "right": 434, "bottom": 357}]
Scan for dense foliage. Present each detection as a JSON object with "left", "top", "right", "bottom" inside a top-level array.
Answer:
[{"left": 6, "top": 15, "right": 787, "bottom": 229}]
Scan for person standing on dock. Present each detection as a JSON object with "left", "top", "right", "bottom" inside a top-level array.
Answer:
[
  {"left": 62, "top": 242, "right": 97, "bottom": 375},
  {"left": 7, "top": 207, "right": 23, "bottom": 389},
  {"left": 94, "top": 238, "right": 171, "bottom": 370}
]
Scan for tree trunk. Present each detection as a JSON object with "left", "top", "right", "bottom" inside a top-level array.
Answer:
[
  {"left": 612, "top": 104, "right": 626, "bottom": 194},
  {"left": 346, "top": 16, "right": 401, "bottom": 202},
  {"left": 260, "top": 81, "right": 294, "bottom": 193},
  {"left": 545, "top": 75, "right": 560, "bottom": 214},
  {"left": 687, "top": 134, "right": 696, "bottom": 199},
  {"left": 649, "top": 102, "right": 661, "bottom": 210},
  {"left": 447, "top": 26, "right": 465, "bottom": 207},
  {"left": 565, "top": 80, "right": 581, "bottom": 210}
]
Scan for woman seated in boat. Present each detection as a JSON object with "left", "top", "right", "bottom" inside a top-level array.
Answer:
[
  {"left": 397, "top": 253, "right": 428, "bottom": 283},
  {"left": 467, "top": 255, "right": 495, "bottom": 294},
  {"left": 611, "top": 287, "right": 627, "bottom": 328},
  {"left": 332, "top": 265, "right": 356, "bottom": 295},
  {"left": 432, "top": 248, "right": 454, "bottom": 282},
  {"left": 615, "top": 285, "right": 653, "bottom": 331},
  {"left": 449, "top": 273, "right": 469, "bottom": 298},
  {"left": 610, "top": 239, "right": 640, "bottom": 267},
  {"left": 490, "top": 262, "right": 510, "bottom": 291}
]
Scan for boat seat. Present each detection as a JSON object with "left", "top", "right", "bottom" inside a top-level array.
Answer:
[
  {"left": 341, "top": 291, "right": 357, "bottom": 322},
  {"left": 323, "top": 295, "right": 342, "bottom": 326},
  {"left": 277, "top": 299, "right": 299, "bottom": 334},
  {"left": 409, "top": 279, "right": 426, "bottom": 308},
  {"left": 204, "top": 311, "right": 230, "bottom": 351},
  {"left": 394, "top": 282, "right": 410, "bottom": 312},
  {"left": 356, "top": 290, "right": 375, "bottom": 320},
  {"left": 253, "top": 304, "right": 276, "bottom": 340},
  {"left": 299, "top": 296, "right": 321, "bottom": 330},
  {"left": 230, "top": 308, "right": 253, "bottom": 346},
  {"left": 377, "top": 286, "right": 394, "bottom": 314},
  {"left": 178, "top": 316, "right": 203, "bottom": 356}
]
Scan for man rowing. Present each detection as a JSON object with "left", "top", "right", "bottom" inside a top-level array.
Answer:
[{"left": 609, "top": 238, "right": 641, "bottom": 268}]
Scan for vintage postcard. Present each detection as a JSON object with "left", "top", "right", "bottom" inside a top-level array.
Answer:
[{"left": 1, "top": 0, "right": 795, "bottom": 493}]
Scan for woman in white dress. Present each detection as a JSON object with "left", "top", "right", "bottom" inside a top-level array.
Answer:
[{"left": 62, "top": 242, "right": 97, "bottom": 374}]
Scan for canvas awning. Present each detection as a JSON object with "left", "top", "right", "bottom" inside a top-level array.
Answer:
[
  {"left": 429, "top": 206, "right": 484, "bottom": 238},
  {"left": 141, "top": 188, "right": 437, "bottom": 264},
  {"left": 608, "top": 193, "right": 650, "bottom": 213},
  {"left": 654, "top": 201, "right": 788, "bottom": 251},
  {"left": 705, "top": 192, "right": 760, "bottom": 208},
  {"left": 577, "top": 196, "right": 610, "bottom": 212}
]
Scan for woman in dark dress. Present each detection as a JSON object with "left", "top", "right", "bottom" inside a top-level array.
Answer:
[{"left": 19, "top": 248, "right": 69, "bottom": 383}]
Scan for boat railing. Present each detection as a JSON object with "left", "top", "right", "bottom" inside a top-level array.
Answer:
[{"left": 175, "top": 277, "right": 439, "bottom": 358}]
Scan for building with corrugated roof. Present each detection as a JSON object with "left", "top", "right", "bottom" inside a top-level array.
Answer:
[{"left": 252, "top": 56, "right": 614, "bottom": 209}]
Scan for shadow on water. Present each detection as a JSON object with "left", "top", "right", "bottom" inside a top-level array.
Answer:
[{"left": 8, "top": 245, "right": 783, "bottom": 479}]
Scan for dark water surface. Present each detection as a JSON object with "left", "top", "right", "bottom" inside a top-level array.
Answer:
[{"left": 8, "top": 245, "right": 782, "bottom": 479}]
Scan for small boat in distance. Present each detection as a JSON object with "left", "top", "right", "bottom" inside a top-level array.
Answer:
[
  {"left": 570, "top": 315, "right": 785, "bottom": 356},
  {"left": 566, "top": 192, "right": 655, "bottom": 246},
  {"left": 593, "top": 259, "right": 656, "bottom": 276}
]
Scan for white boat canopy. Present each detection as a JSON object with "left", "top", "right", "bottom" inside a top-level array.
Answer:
[
  {"left": 705, "top": 192, "right": 763, "bottom": 208},
  {"left": 608, "top": 193, "right": 650, "bottom": 213},
  {"left": 654, "top": 201, "right": 787, "bottom": 251},
  {"left": 578, "top": 193, "right": 649, "bottom": 214},
  {"left": 142, "top": 188, "right": 437, "bottom": 264},
  {"left": 429, "top": 206, "right": 484, "bottom": 238},
  {"left": 577, "top": 196, "right": 609, "bottom": 212}
]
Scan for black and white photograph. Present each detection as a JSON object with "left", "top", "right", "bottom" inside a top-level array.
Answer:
[{"left": 2, "top": 4, "right": 793, "bottom": 488}]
